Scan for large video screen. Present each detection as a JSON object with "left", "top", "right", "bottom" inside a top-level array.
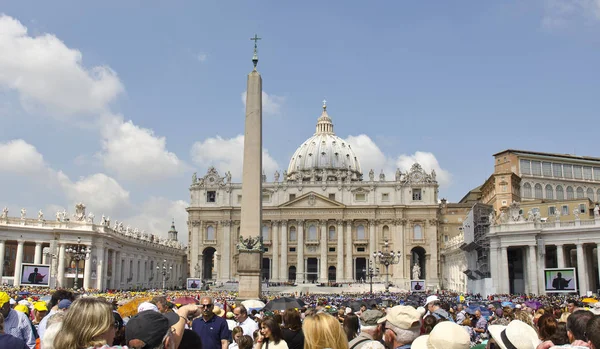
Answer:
[
  {"left": 187, "top": 278, "right": 202, "bottom": 290},
  {"left": 410, "top": 280, "right": 426, "bottom": 292},
  {"left": 20, "top": 264, "right": 50, "bottom": 287},
  {"left": 544, "top": 268, "right": 577, "bottom": 293}
]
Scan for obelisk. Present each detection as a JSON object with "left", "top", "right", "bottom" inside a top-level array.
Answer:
[{"left": 237, "top": 34, "right": 263, "bottom": 300}]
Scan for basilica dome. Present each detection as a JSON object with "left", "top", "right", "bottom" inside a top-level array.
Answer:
[{"left": 287, "top": 102, "right": 363, "bottom": 182}]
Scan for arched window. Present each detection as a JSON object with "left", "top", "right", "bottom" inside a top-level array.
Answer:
[
  {"left": 328, "top": 226, "right": 336, "bottom": 240},
  {"left": 289, "top": 227, "right": 297, "bottom": 241},
  {"left": 545, "top": 185, "right": 554, "bottom": 199},
  {"left": 567, "top": 186, "right": 574, "bottom": 199},
  {"left": 556, "top": 185, "right": 564, "bottom": 200},
  {"left": 206, "top": 226, "right": 215, "bottom": 240},
  {"left": 587, "top": 188, "right": 594, "bottom": 201},
  {"left": 522, "top": 183, "right": 532, "bottom": 198},
  {"left": 534, "top": 183, "right": 543, "bottom": 199},
  {"left": 382, "top": 225, "right": 390, "bottom": 240},
  {"left": 262, "top": 225, "right": 269, "bottom": 241},
  {"left": 356, "top": 225, "right": 366, "bottom": 240},
  {"left": 413, "top": 224, "right": 423, "bottom": 240},
  {"left": 576, "top": 187, "right": 584, "bottom": 199},
  {"left": 308, "top": 224, "right": 317, "bottom": 241}
]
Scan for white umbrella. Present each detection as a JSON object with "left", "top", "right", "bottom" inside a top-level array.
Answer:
[{"left": 241, "top": 299, "right": 266, "bottom": 310}]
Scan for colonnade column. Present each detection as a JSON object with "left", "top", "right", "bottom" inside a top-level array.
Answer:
[
  {"left": 83, "top": 247, "right": 92, "bottom": 290},
  {"left": 556, "top": 245, "right": 565, "bottom": 268},
  {"left": 110, "top": 250, "right": 116, "bottom": 289},
  {"left": 319, "top": 220, "right": 327, "bottom": 283},
  {"left": 528, "top": 245, "right": 539, "bottom": 294},
  {"left": 336, "top": 220, "right": 344, "bottom": 283},
  {"left": 0, "top": 241, "right": 4, "bottom": 280},
  {"left": 14, "top": 241, "right": 24, "bottom": 285},
  {"left": 96, "top": 245, "right": 105, "bottom": 290},
  {"left": 272, "top": 221, "right": 279, "bottom": 282},
  {"left": 576, "top": 243, "right": 588, "bottom": 295},
  {"left": 345, "top": 221, "right": 353, "bottom": 282},
  {"left": 297, "top": 220, "right": 305, "bottom": 283},
  {"left": 280, "top": 221, "right": 288, "bottom": 281},
  {"left": 57, "top": 244, "right": 65, "bottom": 288},
  {"left": 500, "top": 246, "right": 509, "bottom": 294},
  {"left": 34, "top": 243, "right": 43, "bottom": 264},
  {"left": 597, "top": 243, "right": 600, "bottom": 290},
  {"left": 221, "top": 220, "right": 232, "bottom": 282}
]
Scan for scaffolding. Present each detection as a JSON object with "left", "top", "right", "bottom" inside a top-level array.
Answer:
[{"left": 461, "top": 203, "right": 493, "bottom": 279}]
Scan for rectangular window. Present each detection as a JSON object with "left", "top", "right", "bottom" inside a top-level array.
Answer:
[
  {"left": 264, "top": 248, "right": 269, "bottom": 252},
  {"left": 206, "top": 191, "right": 216, "bottom": 203},
  {"left": 381, "top": 193, "right": 389, "bottom": 201},
  {"left": 520, "top": 159, "right": 531, "bottom": 175},
  {"left": 532, "top": 208, "right": 540, "bottom": 214},
  {"left": 329, "top": 193, "right": 336, "bottom": 200},
  {"left": 531, "top": 161, "right": 542, "bottom": 176},
  {"left": 357, "top": 247, "right": 366, "bottom": 252},
  {"left": 329, "top": 247, "right": 336, "bottom": 252},
  {"left": 501, "top": 185, "right": 507, "bottom": 192},
  {"left": 289, "top": 194, "right": 296, "bottom": 201},
  {"left": 262, "top": 194, "right": 271, "bottom": 202},
  {"left": 573, "top": 165, "right": 583, "bottom": 179},
  {"left": 594, "top": 167, "right": 600, "bottom": 181},
  {"left": 412, "top": 189, "right": 422, "bottom": 200},
  {"left": 289, "top": 247, "right": 296, "bottom": 252},
  {"left": 443, "top": 226, "right": 448, "bottom": 231},
  {"left": 355, "top": 193, "right": 366, "bottom": 201},
  {"left": 580, "top": 204, "right": 586, "bottom": 213},
  {"left": 548, "top": 206, "right": 556, "bottom": 216},
  {"left": 542, "top": 162, "right": 552, "bottom": 177},
  {"left": 237, "top": 195, "right": 242, "bottom": 204},
  {"left": 562, "top": 205, "right": 569, "bottom": 215},
  {"left": 553, "top": 163, "right": 562, "bottom": 178},
  {"left": 563, "top": 164, "right": 573, "bottom": 178},
  {"left": 583, "top": 167, "right": 592, "bottom": 180},
  {"left": 444, "top": 235, "right": 449, "bottom": 242}
]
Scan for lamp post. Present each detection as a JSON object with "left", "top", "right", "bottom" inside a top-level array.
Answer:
[
  {"left": 362, "top": 259, "right": 378, "bottom": 294},
  {"left": 373, "top": 239, "right": 401, "bottom": 293},
  {"left": 157, "top": 259, "right": 172, "bottom": 290},
  {"left": 65, "top": 237, "right": 91, "bottom": 289}
]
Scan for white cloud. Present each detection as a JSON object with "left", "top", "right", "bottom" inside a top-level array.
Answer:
[
  {"left": 345, "top": 134, "right": 451, "bottom": 188},
  {"left": 542, "top": 0, "right": 600, "bottom": 28},
  {"left": 99, "top": 117, "right": 188, "bottom": 181},
  {"left": 190, "top": 134, "right": 279, "bottom": 180},
  {"left": 197, "top": 53, "right": 207, "bottom": 62},
  {"left": 123, "top": 197, "right": 189, "bottom": 244},
  {"left": 0, "top": 139, "right": 47, "bottom": 174},
  {"left": 0, "top": 15, "right": 124, "bottom": 117},
  {"left": 241, "top": 91, "right": 285, "bottom": 116},
  {"left": 57, "top": 172, "right": 130, "bottom": 213}
]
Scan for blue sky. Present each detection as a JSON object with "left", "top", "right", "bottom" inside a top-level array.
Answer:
[{"left": 1, "top": 0, "right": 599, "bottom": 244}]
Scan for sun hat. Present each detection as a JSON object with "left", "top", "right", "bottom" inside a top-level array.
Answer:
[
  {"left": 424, "top": 295, "right": 439, "bottom": 306},
  {"left": 0, "top": 292, "right": 10, "bottom": 308},
  {"left": 213, "top": 306, "right": 225, "bottom": 317},
  {"left": 590, "top": 302, "right": 600, "bottom": 315},
  {"left": 489, "top": 320, "right": 540, "bottom": 349},
  {"left": 412, "top": 321, "right": 470, "bottom": 349},
  {"left": 377, "top": 305, "right": 421, "bottom": 330},
  {"left": 137, "top": 302, "right": 159, "bottom": 313},
  {"left": 360, "top": 310, "right": 385, "bottom": 326},
  {"left": 126, "top": 310, "right": 179, "bottom": 348}
]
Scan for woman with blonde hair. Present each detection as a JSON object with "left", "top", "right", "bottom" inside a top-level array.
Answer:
[
  {"left": 303, "top": 313, "right": 348, "bottom": 349},
  {"left": 53, "top": 297, "right": 120, "bottom": 349}
]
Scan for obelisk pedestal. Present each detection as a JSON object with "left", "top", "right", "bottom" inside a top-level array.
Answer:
[{"left": 237, "top": 35, "right": 263, "bottom": 300}]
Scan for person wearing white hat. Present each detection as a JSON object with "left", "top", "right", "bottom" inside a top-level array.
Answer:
[
  {"left": 489, "top": 320, "right": 540, "bottom": 349},
  {"left": 412, "top": 321, "right": 470, "bottom": 349},
  {"left": 377, "top": 305, "right": 422, "bottom": 349},
  {"left": 424, "top": 295, "right": 453, "bottom": 322}
]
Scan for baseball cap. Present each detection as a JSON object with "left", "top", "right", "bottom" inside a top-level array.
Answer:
[
  {"left": 138, "top": 302, "right": 159, "bottom": 313},
  {"left": 360, "top": 310, "right": 384, "bottom": 326},
  {"left": 14, "top": 304, "right": 29, "bottom": 314},
  {"left": 58, "top": 299, "right": 72, "bottom": 309},
  {"left": 424, "top": 295, "right": 439, "bottom": 306},
  {"left": 34, "top": 302, "right": 48, "bottom": 312},
  {"left": 0, "top": 292, "right": 9, "bottom": 308},
  {"left": 126, "top": 310, "right": 179, "bottom": 348},
  {"left": 377, "top": 305, "right": 422, "bottom": 330}
]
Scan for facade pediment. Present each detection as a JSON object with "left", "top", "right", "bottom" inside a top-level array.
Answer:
[{"left": 279, "top": 192, "right": 345, "bottom": 208}]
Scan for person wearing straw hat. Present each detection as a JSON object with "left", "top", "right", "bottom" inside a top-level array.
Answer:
[
  {"left": 488, "top": 320, "right": 540, "bottom": 349},
  {"left": 377, "top": 305, "right": 422, "bottom": 349},
  {"left": 412, "top": 321, "right": 470, "bottom": 349},
  {"left": 348, "top": 310, "right": 385, "bottom": 349}
]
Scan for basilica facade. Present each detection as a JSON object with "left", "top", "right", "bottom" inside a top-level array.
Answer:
[{"left": 187, "top": 104, "right": 441, "bottom": 289}]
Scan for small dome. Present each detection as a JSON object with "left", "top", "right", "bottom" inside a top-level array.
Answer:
[{"left": 287, "top": 102, "right": 362, "bottom": 182}]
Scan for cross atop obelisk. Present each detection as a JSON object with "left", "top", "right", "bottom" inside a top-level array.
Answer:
[{"left": 250, "top": 34, "right": 261, "bottom": 70}]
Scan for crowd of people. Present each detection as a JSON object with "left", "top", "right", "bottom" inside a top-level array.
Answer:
[{"left": 1, "top": 285, "right": 600, "bottom": 349}]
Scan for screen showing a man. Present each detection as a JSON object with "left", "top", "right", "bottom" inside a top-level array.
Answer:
[
  {"left": 20, "top": 264, "right": 50, "bottom": 286},
  {"left": 413, "top": 282, "right": 422, "bottom": 290},
  {"left": 28, "top": 268, "right": 42, "bottom": 284},
  {"left": 552, "top": 272, "right": 572, "bottom": 290},
  {"left": 190, "top": 280, "right": 199, "bottom": 288}
]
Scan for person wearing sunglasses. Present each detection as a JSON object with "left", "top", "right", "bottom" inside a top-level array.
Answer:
[{"left": 192, "top": 296, "right": 231, "bottom": 349}]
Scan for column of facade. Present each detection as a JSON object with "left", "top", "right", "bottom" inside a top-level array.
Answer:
[
  {"left": 336, "top": 220, "right": 344, "bottom": 283},
  {"left": 83, "top": 245, "right": 93, "bottom": 289},
  {"left": 345, "top": 221, "right": 353, "bottom": 282},
  {"left": 556, "top": 244, "right": 565, "bottom": 268},
  {"left": 528, "top": 245, "right": 539, "bottom": 294},
  {"left": 596, "top": 243, "right": 600, "bottom": 290},
  {"left": 57, "top": 244, "right": 66, "bottom": 288},
  {"left": 34, "top": 243, "right": 43, "bottom": 264},
  {"left": 280, "top": 221, "right": 288, "bottom": 281},
  {"left": 488, "top": 244, "right": 499, "bottom": 294},
  {"left": 0, "top": 240, "right": 5, "bottom": 280},
  {"left": 14, "top": 241, "right": 24, "bottom": 285},
  {"left": 123, "top": 254, "right": 130, "bottom": 288},
  {"left": 221, "top": 220, "right": 232, "bottom": 282},
  {"left": 500, "top": 246, "right": 509, "bottom": 294},
  {"left": 271, "top": 221, "right": 279, "bottom": 282},
  {"left": 297, "top": 220, "right": 305, "bottom": 283},
  {"left": 369, "top": 221, "right": 376, "bottom": 260},
  {"left": 319, "top": 220, "right": 327, "bottom": 283},
  {"left": 96, "top": 245, "right": 105, "bottom": 290},
  {"left": 102, "top": 248, "right": 109, "bottom": 290},
  {"left": 109, "top": 250, "right": 116, "bottom": 289},
  {"left": 576, "top": 243, "right": 588, "bottom": 295}
]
